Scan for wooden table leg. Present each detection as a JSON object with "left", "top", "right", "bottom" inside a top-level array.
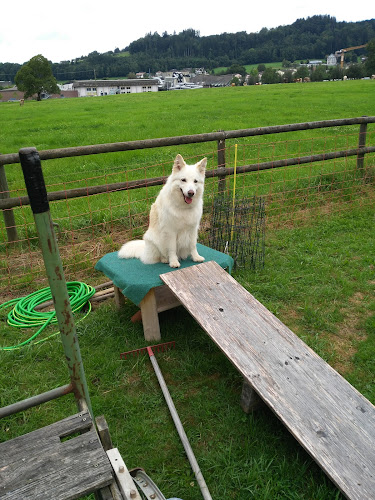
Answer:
[
  {"left": 240, "top": 379, "right": 263, "bottom": 413},
  {"left": 140, "top": 288, "right": 161, "bottom": 341},
  {"left": 113, "top": 285, "right": 125, "bottom": 309}
]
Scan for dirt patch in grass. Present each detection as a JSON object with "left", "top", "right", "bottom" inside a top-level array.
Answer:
[{"left": 281, "top": 293, "right": 370, "bottom": 376}]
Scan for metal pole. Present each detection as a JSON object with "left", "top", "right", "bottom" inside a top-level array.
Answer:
[
  {"left": 0, "top": 164, "right": 18, "bottom": 242},
  {"left": 0, "top": 384, "right": 73, "bottom": 418},
  {"left": 357, "top": 117, "right": 367, "bottom": 171},
  {"left": 217, "top": 134, "right": 226, "bottom": 194},
  {"left": 18, "top": 147, "right": 93, "bottom": 418},
  {"left": 147, "top": 347, "right": 213, "bottom": 500}
]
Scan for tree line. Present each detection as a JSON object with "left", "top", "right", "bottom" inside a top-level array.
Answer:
[
  {"left": 125, "top": 17, "right": 374, "bottom": 71},
  {"left": 1, "top": 15, "right": 374, "bottom": 84}
]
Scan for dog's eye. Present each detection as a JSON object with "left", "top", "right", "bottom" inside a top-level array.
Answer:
[
  {"left": 181, "top": 178, "right": 186, "bottom": 182},
  {"left": 194, "top": 179, "right": 198, "bottom": 183}
]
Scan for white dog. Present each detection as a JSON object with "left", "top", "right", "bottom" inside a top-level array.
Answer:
[{"left": 118, "top": 154, "right": 207, "bottom": 268}]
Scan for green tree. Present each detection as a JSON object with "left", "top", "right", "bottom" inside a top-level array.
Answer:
[
  {"left": 346, "top": 63, "right": 365, "bottom": 79},
  {"left": 15, "top": 55, "right": 60, "bottom": 101},
  {"left": 365, "top": 38, "right": 375, "bottom": 75},
  {"left": 294, "top": 66, "right": 310, "bottom": 80},
  {"left": 311, "top": 65, "right": 327, "bottom": 81},
  {"left": 227, "top": 63, "right": 246, "bottom": 77},
  {"left": 246, "top": 68, "right": 259, "bottom": 85},
  {"left": 282, "top": 59, "right": 292, "bottom": 68},
  {"left": 282, "top": 70, "right": 295, "bottom": 83},
  {"left": 261, "top": 68, "right": 281, "bottom": 84},
  {"left": 327, "top": 65, "right": 343, "bottom": 80},
  {"left": 230, "top": 76, "right": 241, "bottom": 86}
]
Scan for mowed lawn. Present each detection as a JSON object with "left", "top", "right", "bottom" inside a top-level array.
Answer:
[{"left": 0, "top": 80, "right": 375, "bottom": 500}]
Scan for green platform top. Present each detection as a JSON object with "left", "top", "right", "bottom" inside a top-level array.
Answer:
[{"left": 95, "top": 243, "right": 234, "bottom": 306}]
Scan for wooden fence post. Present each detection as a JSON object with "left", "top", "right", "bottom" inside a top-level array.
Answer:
[
  {"left": 217, "top": 134, "right": 226, "bottom": 194},
  {"left": 0, "top": 163, "right": 18, "bottom": 242},
  {"left": 357, "top": 117, "right": 368, "bottom": 171}
]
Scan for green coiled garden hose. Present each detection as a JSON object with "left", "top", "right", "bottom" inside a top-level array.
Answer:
[{"left": 0, "top": 282, "right": 95, "bottom": 351}]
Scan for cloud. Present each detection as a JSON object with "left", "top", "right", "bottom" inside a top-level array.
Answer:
[
  {"left": 36, "top": 32, "right": 70, "bottom": 42},
  {"left": 1, "top": 0, "right": 373, "bottom": 64}
]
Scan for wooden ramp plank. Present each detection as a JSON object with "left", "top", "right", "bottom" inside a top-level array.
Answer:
[
  {"left": 160, "top": 261, "right": 375, "bottom": 500},
  {"left": 0, "top": 411, "right": 93, "bottom": 466},
  {"left": 0, "top": 411, "right": 114, "bottom": 500}
]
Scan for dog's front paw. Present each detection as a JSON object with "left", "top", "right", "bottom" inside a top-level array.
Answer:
[
  {"left": 193, "top": 255, "right": 205, "bottom": 263},
  {"left": 169, "top": 260, "right": 181, "bottom": 268}
]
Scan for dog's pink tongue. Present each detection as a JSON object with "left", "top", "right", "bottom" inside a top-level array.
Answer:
[{"left": 185, "top": 196, "right": 193, "bottom": 204}]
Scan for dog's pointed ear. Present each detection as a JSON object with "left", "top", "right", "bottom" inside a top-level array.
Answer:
[
  {"left": 173, "top": 154, "right": 185, "bottom": 172},
  {"left": 196, "top": 157, "right": 207, "bottom": 174}
]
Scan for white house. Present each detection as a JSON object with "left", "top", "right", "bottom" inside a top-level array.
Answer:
[
  {"left": 307, "top": 60, "right": 323, "bottom": 67},
  {"left": 72, "top": 79, "right": 158, "bottom": 97},
  {"left": 58, "top": 83, "right": 74, "bottom": 91},
  {"left": 327, "top": 54, "right": 337, "bottom": 66}
]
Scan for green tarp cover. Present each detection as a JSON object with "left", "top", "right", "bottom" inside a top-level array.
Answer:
[{"left": 95, "top": 243, "right": 234, "bottom": 306}]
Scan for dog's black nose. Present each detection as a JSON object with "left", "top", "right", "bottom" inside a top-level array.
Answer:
[{"left": 188, "top": 190, "right": 195, "bottom": 197}]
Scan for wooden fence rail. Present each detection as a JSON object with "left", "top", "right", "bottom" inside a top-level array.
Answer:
[
  {"left": 0, "top": 145, "right": 374, "bottom": 211},
  {"left": 1, "top": 116, "right": 374, "bottom": 166},
  {"left": 1, "top": 116, "right": 374, "bottom": 242}
]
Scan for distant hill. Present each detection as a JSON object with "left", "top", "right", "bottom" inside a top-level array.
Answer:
[{"left": 1, "top": 15, "right": 374, "bottom": 82}]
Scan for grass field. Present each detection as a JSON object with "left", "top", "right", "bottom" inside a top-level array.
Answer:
[
  {"left": 0, "top": 81, "right": 375, "bottom": 499},
  {"left": 1, "top": 79, "right": 373, "bottom": 189},
  {"left": 1, "top": 79, "right": 374, "bottom": 153}
]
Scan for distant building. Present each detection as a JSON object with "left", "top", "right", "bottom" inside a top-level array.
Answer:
[
  {"left": 58, "top": 83, "right": 74, "bottom": 91},
  {"left": 0, "top": 87, "right": 24, "bottom": 102},
  {"left": 189, "top": 74, "right": 234, "bottom": 87},
  {"left": 308, "top": 60, "right": 323, "bottom": 67},
  {"left": 0, "top": 86, "right": 77, "bottom": 102},
  {"left": 72, "top": 79, "right": 158, "bottom": 97},
  {"left": 327, "top": 54, "right": 337, "bottom": 66}
]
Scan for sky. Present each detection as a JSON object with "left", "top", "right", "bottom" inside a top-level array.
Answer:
[{"left": 1, "top": 1, "right": 374, "bottom": 65}]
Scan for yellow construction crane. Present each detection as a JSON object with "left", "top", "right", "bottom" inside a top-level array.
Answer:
[{"left": 336, "top": 44, "right": 368, "bottom": 68}]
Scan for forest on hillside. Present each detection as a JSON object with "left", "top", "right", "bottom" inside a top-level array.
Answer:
[{"left": 1, "top": 15, "right": 374, "bottom": 82}]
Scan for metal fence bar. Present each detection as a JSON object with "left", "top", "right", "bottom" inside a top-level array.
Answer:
[
  {"left": 357, "top": 117, "right": 368, "bottom": 171},
  {"left": 1, "top": 116, "right": 374, "bottom": 166},
  {"left": 217, "top": 134, "right": 226, "bottom": 193},
  {"left": 1, "top": 145, "right": 374, "bottom": 211},
  {"left": 0, "top": 384, "right": 74, "bottom": 419},
  {"left": 0, "top": 164, "right": 18, "bottom": 241}
]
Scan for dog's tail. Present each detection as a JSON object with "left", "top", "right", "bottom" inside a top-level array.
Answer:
[{"left": 118, "top": 240, "right": 145, "bottom": 259}]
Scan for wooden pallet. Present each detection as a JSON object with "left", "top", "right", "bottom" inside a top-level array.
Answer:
[
  {"left": 161, "top": 261, "right": 375, "bottom": 500},
  {"left": 0, "top": 411, "right": 117, "bottom": 500}
]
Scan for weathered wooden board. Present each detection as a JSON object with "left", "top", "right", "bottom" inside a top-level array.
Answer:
[
  {"left": 0, "top": 411, "right": 92, "bottom": 466},
  {"left": 0, "top": 411, "right": 114, "bottom": 500},
  {"left": 161, "top": 261, "right": 375, "bottom": 500}
]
